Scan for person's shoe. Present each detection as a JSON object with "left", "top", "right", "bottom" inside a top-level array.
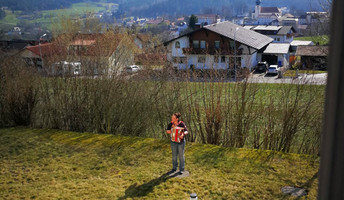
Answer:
[
  {"left": 178, "top": 170, "right": 184, "bottom": 175},
  {"left": 166, "top": 169, "right": 177, "bottom": 175}
]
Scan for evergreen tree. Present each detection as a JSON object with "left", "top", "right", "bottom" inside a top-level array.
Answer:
[{"left": 188, "top": 14, "right": 198, "bottom": 30}]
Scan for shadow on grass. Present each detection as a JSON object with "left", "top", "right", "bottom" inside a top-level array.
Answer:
[{"left": 118, "top": 173, "right": 172, "bottom": 199}]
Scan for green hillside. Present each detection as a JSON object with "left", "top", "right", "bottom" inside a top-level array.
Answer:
[
  {"left": 294, "top": 35, "right": 330, "bottom": 46},
  {"left": 0, "top": 128, "right": 319, "bottom": 199}
]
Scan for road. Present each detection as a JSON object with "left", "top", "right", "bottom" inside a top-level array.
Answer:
[{"left": 246, "top": 72, "right": 327, "bottom": 85}]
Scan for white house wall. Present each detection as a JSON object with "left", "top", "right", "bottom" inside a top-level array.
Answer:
[
  {"left": 237, "top": 45, "right": 258, "bottom": 69},
  {"left": 285, "top": 36, "right": 293, "bottom": 43},
  {"left": 240, "top": 53, "right": 258, "bottom": 69},
  {"left": 182, "top": 55, "right": 234, "bottom": 70},
  {"left": 184, "top": 54, "right": 260, "bottom": 70},
  {"left": 277, "top": 54, "right": 290, "bottom": 67},
  {"left": 249, "top": 53, "right": 258, "bottom": 69},
  {"left": 257, "top": 53, "right": 262, "bottom": 63},
  {"left": 188, "top": 55, "right": 213, "bottom": 69},
  {"left": 267, "top": 35, "right": 285, "bottom": 43},
  {"left": 171, "top": 36, "right": 189, "bottom": 57},
  {"left": 173, "top": 53, "right": 260, "bottom": 70}
]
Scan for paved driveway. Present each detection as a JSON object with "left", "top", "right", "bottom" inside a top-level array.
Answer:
[{"left": 246, "top": 72, "right": 327, "bottom": 85}]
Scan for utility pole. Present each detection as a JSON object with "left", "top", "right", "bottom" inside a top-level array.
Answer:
[{"left": 39, "top": 33, "right": 47, "bottom": 69}]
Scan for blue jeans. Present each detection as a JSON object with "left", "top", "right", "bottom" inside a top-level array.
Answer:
[{"left": 171, "top": 140, "right": 186, "bottom": 171}]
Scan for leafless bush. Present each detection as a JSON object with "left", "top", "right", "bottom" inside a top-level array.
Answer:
[
  {"left": 0, "top": 57, "right": 39, "bottom": 127},
  {"left": 153, "top": 62, "right": 324, "bottom": 154}
]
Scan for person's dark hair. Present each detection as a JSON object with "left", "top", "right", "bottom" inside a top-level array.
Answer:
[{"left": 173, "top": 112, "right": 181, "bottom": 119}]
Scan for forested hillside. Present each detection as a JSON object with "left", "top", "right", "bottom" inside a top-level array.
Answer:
[
  {"left": 0, "top": 0, "right": 321, "bottom": 16},
  {"left": 117, "top": 0, "right": 320, "bottom": 17},
  {"left": 0, "top": 0, "right": 84, "bottom": 11}
]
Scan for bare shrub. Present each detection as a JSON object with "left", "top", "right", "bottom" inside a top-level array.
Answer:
[{"left": 0, "top": 57, "right": 39, "bottom": 127}]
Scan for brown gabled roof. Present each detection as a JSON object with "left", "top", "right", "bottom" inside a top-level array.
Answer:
[
  {"left": 25, "top": 33, "right": 138, "bottom": 58},
  {"left": 71, "top": 33, "right": 137, "bottom": 57},
  {"left": 70, "top": 39, "right": 96, "bottom": 46},
  {"left": 261, "top": 7, "right": 280, "bottom": 13},
  {"left": 147, "top": 18, "right": 164, "bottom": 24},
  {"left": 26, "top": 43, "right": 66, "bottom": 57},
  {"left": 295, "top": 45, "right": 329, "bottom": 57}
]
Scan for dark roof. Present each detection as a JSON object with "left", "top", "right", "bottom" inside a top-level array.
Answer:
[
  {"left": 204, "top": 22, "right": 273, "bottom": 50},
  {"left": 163, "top": 21, "right": 273, "bottom": 50},
  {"left": 277, "top": 26, "right": 296, "bottom": 35},
  {"left": 0, "top": 39, "right": 38, "bottom": 50},
  {"left": 295, "top": 45, "right": 329, "bottom": 57},
  {"left": 261, "top": 7, "right": 280, "bottom": 13}
]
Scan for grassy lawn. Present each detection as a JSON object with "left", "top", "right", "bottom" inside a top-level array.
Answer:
[
  {"left": 0, "top": 2, "right": 115, "bottom": 30},
  {"left": 283, "top": 70, "right": 327, "bottom": 77},
  {"left": 0, "top": 10, "right": 20, "bottom": 25},
  {"left": 294, "top": 35, "right": 329, "bottom": 45},
  {"left": 0, "top": 128, "right": 319, "bottom": 199},
  {"left": 38, "top": 2, "right": 106, "bottom": 29}
]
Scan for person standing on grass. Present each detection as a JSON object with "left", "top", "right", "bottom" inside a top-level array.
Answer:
[{"left": 166, "top": 112, "right": 188, "bottom": 175}]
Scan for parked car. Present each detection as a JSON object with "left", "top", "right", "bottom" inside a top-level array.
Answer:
[
  {"left": 72, "top": 62, "right": 81, "bottom": 75},
  {"left": 51, "top": 61, "right": 81, "bottom": 76},
  {"left": 256, "top": 61, "right": 269, "bottom": 72},
  {"left": 267, "top": 65, "right": 279, "bottom": 75},
  {"left": 126, "top": 65, "right": 141, "bottom": 73}
]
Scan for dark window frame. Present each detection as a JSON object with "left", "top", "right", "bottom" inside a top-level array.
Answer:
[
  {"left": 193, "top": 40, "right": 199, "bottom": 48},
  {"left": 175, "top": 41, "right": 180, "bottom": 48}
]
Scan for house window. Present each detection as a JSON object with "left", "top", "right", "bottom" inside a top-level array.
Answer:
[
  {"left": 200, "top": 40, "right": 206, "bottom": 49},
  {"left": 230, "top": 41, "right": 235, "bottom": 50},
  {"left": 175, "top": 41, "right": 180, "bottom": 48},
  {"left": 193, "top": 40, "right": 199, "bottom": 48},
  {"left": 221, "top": 56, "right": 226, "bottom": 63},
  {"left": 198, "top": 56, "right": 205, "bottom": 63},
  {"left": 215, "top": 41, "right": 220, "bottom": 49}
]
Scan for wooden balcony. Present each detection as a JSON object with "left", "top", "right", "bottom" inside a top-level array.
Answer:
[{"left": 182, "top": 47, "right": 242, "bottom": 55}]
